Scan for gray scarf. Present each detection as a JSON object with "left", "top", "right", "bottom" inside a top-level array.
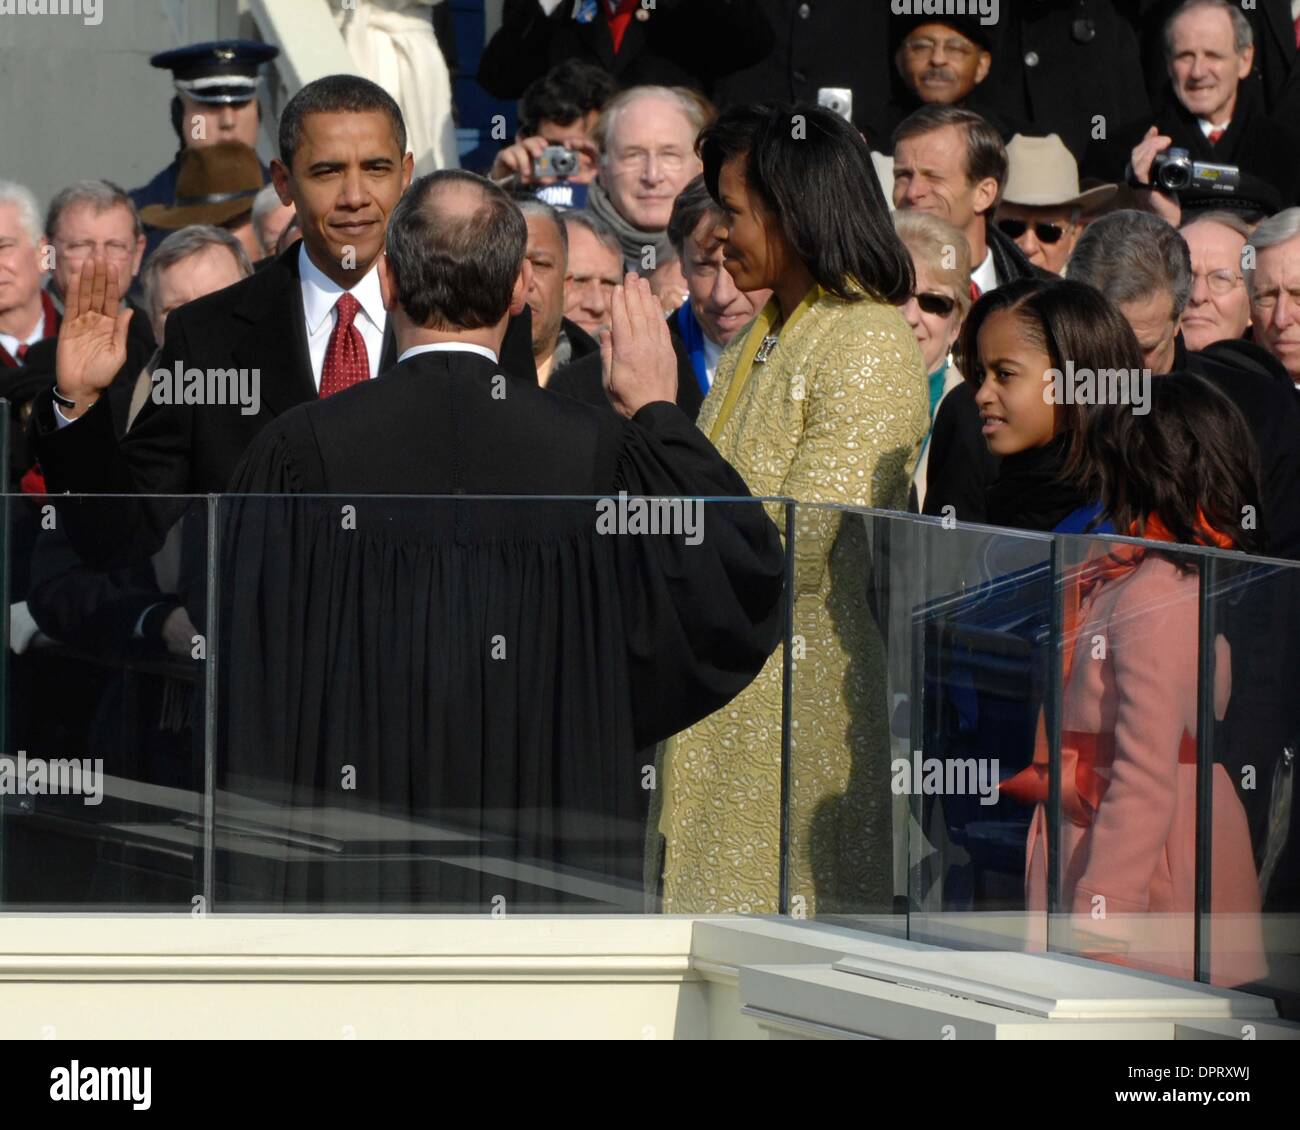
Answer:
[{"left": 587, "top": 180, "right": 673, "bottom": 274}]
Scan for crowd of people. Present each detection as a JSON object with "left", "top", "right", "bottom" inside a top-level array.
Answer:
[{"left": 0, "top": 0, "right": 1297, "bottom": 991}]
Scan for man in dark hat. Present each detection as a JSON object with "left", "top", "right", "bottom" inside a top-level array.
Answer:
[
  {"left": 865, "top": 13, "right": 1025, "bottom": 153},
  {"left": 137, "top": 142, "right": 266, "bottom": 265},
  {"left": 130, "top": 40, "right": 279, "bottom": 260}
]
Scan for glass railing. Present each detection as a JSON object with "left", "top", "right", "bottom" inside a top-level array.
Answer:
[{"left": 0, "top": 481, "right": 1295, "bottom": 1013}]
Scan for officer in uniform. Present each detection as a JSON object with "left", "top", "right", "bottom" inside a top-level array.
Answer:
[{"left": 131, "top": 40, "right": 279, "bottom": 260}]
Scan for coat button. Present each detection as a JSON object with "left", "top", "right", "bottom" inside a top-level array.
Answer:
[
  {"left": 798, "top": 2, "right": 811, "bottom": 16},
  {"left": 1024, "top": 51, "right": 1040, "bottom": 67}
]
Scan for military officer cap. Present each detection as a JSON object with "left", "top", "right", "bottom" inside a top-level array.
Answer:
[{"left": 150, "top": 39, "right": 280, "bottom": 105}]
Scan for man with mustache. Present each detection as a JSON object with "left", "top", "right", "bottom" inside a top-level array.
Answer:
[{"left": 866, "top": 14, "right": 1025, "bottom": 154}]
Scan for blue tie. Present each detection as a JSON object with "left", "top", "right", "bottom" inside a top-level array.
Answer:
[{"left": 574, "top": 0, "right": 598, "bottom": 23}]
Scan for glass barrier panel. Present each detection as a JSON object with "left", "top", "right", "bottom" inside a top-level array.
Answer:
[
  {"left": 213, "top": 494, "right": 790, "bottom": 913},
  {"left": 1047, "top": 534, "right": 1260, "bottom": 994},
  {"left": 1201, "top": 550, "right": 1300, "bottom": 1018},
  {"left": 785, "top": 505, "right": 1055, "bottom": 951},
  {"left": 1, "top": 493, "right": 209, "bottom": 911}
]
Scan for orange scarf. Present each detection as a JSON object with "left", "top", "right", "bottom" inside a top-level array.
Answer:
[{"left": 1000, "top": 510, "right": 1235, "bottom": 812}]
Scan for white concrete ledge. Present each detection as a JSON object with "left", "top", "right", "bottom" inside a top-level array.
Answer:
[{"left": 0, "top": 915, "right": 1293, "bottom": 1039}]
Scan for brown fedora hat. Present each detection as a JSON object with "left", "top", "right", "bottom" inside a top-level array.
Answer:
[{"left": 139, "top": 142, "right": 265, "bottom": 229}]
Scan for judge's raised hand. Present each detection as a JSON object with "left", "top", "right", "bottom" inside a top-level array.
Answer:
[
  {"left": 55, "top": 255, "right": 134, "bottom": 419},
  {"left": 600, "top": 274, "right": 678, "bottom": 419}
]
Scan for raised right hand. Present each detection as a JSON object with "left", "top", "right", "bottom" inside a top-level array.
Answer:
[
  {"left": 1129, "top": 125, "right": 1182, "bottom": 226},
  {"left": 55, "top": 255, "right": 133, "bottom": 418},
  {"left": 601, "top": 274, "right": 678, "bottom": 418}
]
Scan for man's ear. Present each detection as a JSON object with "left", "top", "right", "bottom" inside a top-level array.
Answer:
[
  {"left": 130, "top": 233, "right": 147, "bottom": 279},
  {"left": 401, "top": 151, "right": 415, "bottom": 192},
  {"left": 510, "top": 258, "right": 533, "bottom": 317},
  {"left": 379, "top": 252, "right": 397, "bottom": 312},
  {"left": 975, "top": 50, "right": 992, "bottom": 85},
  {"left": 972, "top": 176, "right": 1000, "bottom": 217},
  {"left": 1238, "top": 44, "right": 1256, "bottom": 80},
  {"left": 270, "top": 158, "right": 294, "bottom": 208}
]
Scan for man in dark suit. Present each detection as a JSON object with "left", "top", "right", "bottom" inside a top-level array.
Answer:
[
  {"left": 34, "top": 75, "right": 537, "bottom": 536},
  {"left": 476, "top": 0, "right": 774, "bottom": 102},
  {"left": 979, "top": 0, "right": 1152, "bottom": 162},
  {"left": 217, "top": 170, "right": 785, "bottom": 905}
]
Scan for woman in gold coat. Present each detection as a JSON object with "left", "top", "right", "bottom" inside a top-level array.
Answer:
[{"left": 657, "top": 104, "right": 930, "bottom": 914}]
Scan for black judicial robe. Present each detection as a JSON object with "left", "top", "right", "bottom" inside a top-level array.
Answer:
[{"left": 218, "top": 349, "right": 786, "bottom": 910}]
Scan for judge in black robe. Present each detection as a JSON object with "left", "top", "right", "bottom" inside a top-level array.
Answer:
[{"left": 217, "top": 171, "right": 786, "bottom": 911}]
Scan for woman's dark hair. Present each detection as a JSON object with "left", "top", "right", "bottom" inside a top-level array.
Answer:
[
  {"left": 959, "top": 277, "right": 1144, "bottom": 474},
  {"left": 697, "top": 103, "right": 913, "bottom": 304},
  {"left": 1083, "top": 374, "right": 1264, "bottom": 554}
]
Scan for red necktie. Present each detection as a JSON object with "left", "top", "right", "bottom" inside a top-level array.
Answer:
[
  {"left": 319, "top": 292, "right": 370, "bottom": 398},
  {"left": 970, "top": 281, "right": 982, "bottom": 302},
  {"left": 608, "top": 0, "right": 639, "bottom": 53},
  {"left": 1294, "top": 14, "right": 1299, "bottom": 49},
  {"left": 1207, "top": 127, "right": 1225, "bottom": 145},
  {"left": 16, "top": 342, "right": 28, "bottom": 361}
]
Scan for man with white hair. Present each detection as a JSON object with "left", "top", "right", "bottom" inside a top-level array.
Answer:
[
  {"left": 249, "top": 184, "right": 295, "bottom": 262},
  {"left": 585, "top": 85, "right": 707, "bottom": 273},
  {"left": 0, "top": 182, "right": 56, "bottom": 369},
  {"left": 1248, "top": 207, "right": 1300, "bottom": 387},
  {"left": 1087, "top": 0, "right": 1300, "bottom": 216}
]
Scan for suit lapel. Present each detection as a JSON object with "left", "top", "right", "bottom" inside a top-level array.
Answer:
[
  {"left": 579, "top": 11, "right": 617, "bottom": 72},
  {"left": 231, "top": 245, "right": 316, "bottom": 417}
]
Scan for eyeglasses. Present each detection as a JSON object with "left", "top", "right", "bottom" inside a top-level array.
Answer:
[
  {"left": 996, "top": 218, "right": 1071, "bottom": 245},
  {"left": 903, "top": 37, "right": 976, "bottom": 60},
  {"left": 1194, "top": 268, "right": 1243, "bottom": 295},
  {"left": 611, "top": 149, "right": 689, "bottom": 174},
  {"left": 911, "top": 291, "right": 957, "bottom": 317}
]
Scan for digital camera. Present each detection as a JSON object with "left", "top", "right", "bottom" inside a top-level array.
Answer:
[
  {"left": 534, "top": 146, "right": 579, "bottom": 179},
  {"left": 1150, "top": 147, "right": 1241, "bottom": 195}
]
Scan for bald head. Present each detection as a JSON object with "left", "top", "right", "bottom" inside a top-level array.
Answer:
[{"left": 385, "top": 170, "right": 528, "bottom": 330}]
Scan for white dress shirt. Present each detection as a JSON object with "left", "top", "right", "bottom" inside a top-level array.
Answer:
[
  {"left": 971, "top": 249, "right": 1000, "bottom": 296},
  {"left": 398, "top": 342, "right": 500, "bottom": 365},
  {"left": 0, "top": 308, "right": 47, "bottom": 363},
  {"left": 299, "top": 242, "right": 387, "bottom": 388},
  {"left": 702, "top": 335, "right": 724, "bottom": 388}
]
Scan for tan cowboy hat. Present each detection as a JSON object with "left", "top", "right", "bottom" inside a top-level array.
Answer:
[
  {"left": 139, "top": 142, "right": 264, "bottom": 229},
  {"left": 1002, "top": 134, "right": 1117, "bottom": 213}
]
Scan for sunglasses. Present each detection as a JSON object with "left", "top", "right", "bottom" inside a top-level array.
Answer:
[
  {"left": 996, "top": 218, "right": 1071, "bottom": 244},
  {"left": 912, "top": 291, "right": 957, "bottom": 317}
]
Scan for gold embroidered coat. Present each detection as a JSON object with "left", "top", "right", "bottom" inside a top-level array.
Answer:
[{"left": 658, "top": 291, "right": 929, "bottom": 914}]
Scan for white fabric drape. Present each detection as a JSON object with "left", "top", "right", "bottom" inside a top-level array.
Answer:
[{"left": 334, "top": 0, "right": 460, "bottom": 175}]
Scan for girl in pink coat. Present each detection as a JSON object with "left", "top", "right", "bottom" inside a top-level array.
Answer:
[{"left": 1004, "top": 372, "right": 1267, "bottom": 986}]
